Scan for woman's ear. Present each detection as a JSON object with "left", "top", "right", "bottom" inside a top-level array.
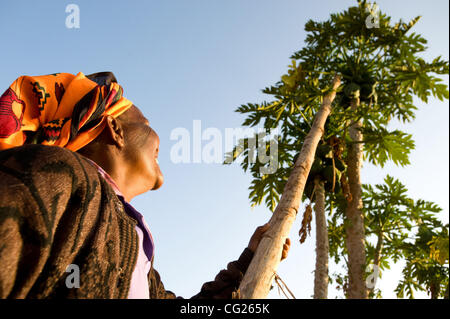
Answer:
[{"left": 104, "top": 115, "right": 125, "bottom": 149}]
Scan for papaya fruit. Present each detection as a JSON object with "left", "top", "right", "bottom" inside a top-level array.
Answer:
[
  {"left": 310, "top": 158, "right": 323, "bottom": 177},
  {"left": 304, "top": 181, "right": 314, "bottom": 200},
  {"left": 316, "top": 145, "right": 332, "bottom": 158},
  {"left": 334, "top": 157, "right": 346, "bottom": 171},
  {"left": 322, "top": 166, "right": 335, "bottom": 185},
  {"left": 333, "top": 180, "right": 341, "bottom": 194},
  {"left": 344, "top": 82, "right": 361, "bottom": 98}
]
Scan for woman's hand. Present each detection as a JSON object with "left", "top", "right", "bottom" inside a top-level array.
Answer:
[{"left": 247, "top": 223, "right": 291, "bottom": 261}]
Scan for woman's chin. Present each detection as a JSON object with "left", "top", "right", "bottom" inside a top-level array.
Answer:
[{"left": 151, "top": 176, "right": 164, "bottom": 191}]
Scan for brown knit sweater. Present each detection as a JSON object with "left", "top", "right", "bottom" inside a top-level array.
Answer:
[{"left": 0, "top": 144, "right": 253, "bottom": 298}]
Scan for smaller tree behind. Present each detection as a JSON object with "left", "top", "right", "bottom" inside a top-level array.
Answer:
[{"left": 329, "top": 175, "right": 448, "bottom": 298}]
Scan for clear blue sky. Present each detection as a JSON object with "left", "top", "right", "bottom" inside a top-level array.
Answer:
[{"left": 0, "top": 0, "right": 448, "bottom": 298}]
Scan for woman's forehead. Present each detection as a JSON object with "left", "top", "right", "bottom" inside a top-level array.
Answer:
[
  {"left": 129, "top": 105, "right": 149, "bottom": 123},
  {"left": 129, "top": 105, "right": 158, "bottom": 142}
]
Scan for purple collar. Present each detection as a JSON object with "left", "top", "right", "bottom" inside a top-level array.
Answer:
[{"left": 85, "top": 158, "right": 155, "bottom": 261}]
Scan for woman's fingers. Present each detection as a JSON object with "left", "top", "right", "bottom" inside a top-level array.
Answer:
[{"left": 281, "top": 238, "right": 291, "bottom": 260}]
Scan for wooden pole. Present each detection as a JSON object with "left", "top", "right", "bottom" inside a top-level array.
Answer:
[{"left": 239, "top": 75, "right": 341, "bottom": 299}]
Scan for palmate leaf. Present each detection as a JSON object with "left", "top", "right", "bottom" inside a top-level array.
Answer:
[
  {"left": 397, "top": 224, "right": 450, "bottom": 298},
  {"left": 361, "top": 127, "right": 415, "bottom": 167},
  {"left": 390, "top": 57, "right": 450, "bottom": 103},
  {"left": 429, "top": 234, "right": 450, "bottom": 265},
  {"left": 237, "top": 103, "right": 269, "bottom": 127},
  {"left": 248, "top": 169, "right": 287, "bottom": 212}
]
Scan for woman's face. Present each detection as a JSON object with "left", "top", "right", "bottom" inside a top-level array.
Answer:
[{"left": 120, "top": 105, "right": 164, "bottom": 191}]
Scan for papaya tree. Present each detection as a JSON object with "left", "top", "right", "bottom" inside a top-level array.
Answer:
[
  {"left": 226, "top": 0, "right": 449, "bottom": 298},
  {"left": 362, "top": 175, "right": 446, "bottom": 298},
  {"left": 235, "top": 75, "right": 342, "bottom": 299},
  {"left": 366, "top": 176, "right": 449, "bottom": 299},
  {"left": 299, "top": 1, "right": 449, "bottom": 298},
  {"left": 328, "top": 176, "right": 448, "bottom": 298},
  {"left": 298, "top": 139, "right": 347, "bottom": 299},
  {"left": 396, "top": 222, "right": 449, "bottom": 299}
]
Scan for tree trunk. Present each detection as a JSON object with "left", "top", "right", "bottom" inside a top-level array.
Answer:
[
  {"left": 373, "top": 231, "right": 383, "bottom": 268},
  {"left": 238, "top": 75, "right": 341, "bottom": 299},
  {"left": 313, "top": 178, "right": 329, "bottom": 299},
  {"left": 430, "top": 283, "right": 439, "bottom": 299},
  {"left": 345, "top": 96, "right": 368, "bottom": 299},
  {"left": 368, "top": 231, "right": 383, "bottom": 296}
]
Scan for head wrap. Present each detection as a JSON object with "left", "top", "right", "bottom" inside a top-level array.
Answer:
[{"left": 0, "top": 71, "right": 133, "bottom": 151}]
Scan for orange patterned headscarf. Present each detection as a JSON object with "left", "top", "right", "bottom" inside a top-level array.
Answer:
[{"left": 0, "top": 72, "right": 133, "bottom": 151}]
